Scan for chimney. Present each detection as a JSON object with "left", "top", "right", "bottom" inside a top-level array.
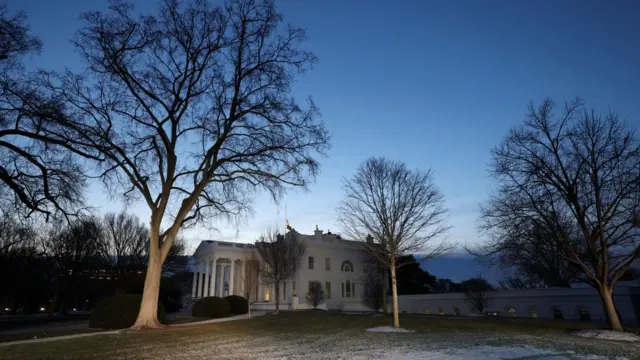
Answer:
[
  {"left": 366, "top": 234, "right": 374, "bottom": 244},
  {"left": 314, "top": 225, "right": 323, "bottom": 241}
]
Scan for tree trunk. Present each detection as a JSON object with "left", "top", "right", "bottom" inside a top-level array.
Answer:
[
  {"left": 599, "top": 285, "right": 623, "bottom": 331},
  {"left": 274, "top": 281, "right": 280, "bottom": 314},
  {"left": 390, "top": 262, "right": 400, "bottom": 328},
  {"left": 132, "top": 252, "right": 164, "bottom": 329}
]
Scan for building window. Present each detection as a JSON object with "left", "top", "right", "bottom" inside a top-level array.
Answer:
[
  {"left": 438, "top": 307, "right": 445, "bottom": 315},
  {"left": 325, "top": 257, "right": 331, "bottom": 271},
  {"left": 529, "top": 306, "right": 539, "bottom": 318},
  {"left": 325, "top": 282, "right": 331, "bottom": 298},
  {"left": 292, "top": 281, "right": 296, "bottom": 296},
  {"left": 506, "top": 306, "right": 516, "bottom": 317},
  {"left": 265, "top": 285, "right": 270, "bottom": 302},
  {"left": 308, "top": 281, "right": 313, "bottom": 293},
  {"left": 364, "top": 262, "right": 369, "bottom": 274},
  {"left": 578, "top": 306, "right": 591, "bottom": 321},
  {"left": 282, "top": 282, "right": 287, "bottom": 299},
  {"left": 352, "top": 282, "right": 355, "bottom": 297},
  {"left": 341, "top": 283, "right": 344, "bottom": 298},
  {"left": 308, "top": 256, "right": 314, "bottom": 270},
  {"left": 423, "top": 308, "right": 431, "bottom": 314},
  {"left": 453, "top": 307, "right": 461, "bottom": 316},
  {"left": 552, "top": 306, "right": 564, "bottom": 320},
  {"left": 341, "top": 261, "right": 354, "bottom": 272},
  {"left": 343, "top": 280, "right": 352, "bottom": 298}
]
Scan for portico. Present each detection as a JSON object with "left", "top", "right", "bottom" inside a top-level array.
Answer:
[{"left": 192, "top": 241, "right": 255, "bottom": 299}]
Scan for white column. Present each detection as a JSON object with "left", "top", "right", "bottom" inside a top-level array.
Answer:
[
  {"left": 197, "top": 263, "right": 204, "bottom": 298},
  {"left": 191, "top": 265, "right": 198, "bottom": 298},
  {"left": 240, "top": 260, "right": 245, "bottom": 297},
  {"left": 203, "top": 262, "right": 210, "bottom": 297},
  {"left": 217, "top": 264, "right": 223, "bottom": 297},
  {"left": 209, "top": 258, "right": 217, "bottom": 297},
  {"left": 229, "top": 259, "right": 235, "bottom": 296}
]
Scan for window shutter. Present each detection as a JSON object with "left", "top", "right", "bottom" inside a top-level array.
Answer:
[{"left": 341, "top": 283, "right": 344, "bottom": 298}]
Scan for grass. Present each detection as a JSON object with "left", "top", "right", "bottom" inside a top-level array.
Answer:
[{"left": 0, "top": 311, "right": 638, "bottom": 359}]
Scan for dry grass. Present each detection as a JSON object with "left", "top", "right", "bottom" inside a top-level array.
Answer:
[{"left": 0, "top": 311, "right": 637, "bottom": 360}]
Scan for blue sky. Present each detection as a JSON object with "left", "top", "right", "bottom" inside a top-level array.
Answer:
[{"left": 8, "top": 0, "right": 640, "bottom": 268}]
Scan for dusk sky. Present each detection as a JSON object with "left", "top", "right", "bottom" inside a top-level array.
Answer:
[{"left": 7, "top": 0, "right": 640, "bottom": 261}]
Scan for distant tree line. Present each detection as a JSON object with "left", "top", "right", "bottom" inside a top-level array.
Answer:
[{"left": 0, "top": 210, "right": 188, "bottom": 315}]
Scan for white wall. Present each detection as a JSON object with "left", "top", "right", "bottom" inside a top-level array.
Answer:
[{"left": 395, "top": 285, "right": 640, "bottom": 325}]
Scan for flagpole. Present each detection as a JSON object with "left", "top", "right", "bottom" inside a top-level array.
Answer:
[{"left": 284, "top": 204, "right": 287, "bottom": 234}]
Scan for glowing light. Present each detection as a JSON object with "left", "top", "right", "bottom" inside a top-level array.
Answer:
[
  {"left": 40, "top": 307, "right": 46, "bottom": 312},
  {"left": 4, "top": 308, "right": 9, "bottom": 311}
]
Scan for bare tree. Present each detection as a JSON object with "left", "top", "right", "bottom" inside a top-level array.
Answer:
[
  {"left": 469, "top": 215, "right": 580, "bottom": 289},
  {"left": 337, "top": 157, "right": 451, "bottom": 328},
  {"left": 361, "top": 256, "right": 384, "bottom": 312},
  {"left": 42, "top": 217, "right": 102, "bottom": 314},
  {"left": 0, "top": 5, "right": 92, "bottom": 220},
  {"left": 462, "top": 277, "right": 493, "bottom": 314},
  {"left": 98, "top": 211, "right": 149, "bottom": 276},
  {"left": 481, "top": 98, "right": 640, "bottom": 331},
  {"left": 306, "top": 280, "right": 324, "bottom": 310},
  {"left": 243, "top": 251, "right": 260, "bottom": 317},
  {"left": 0, "top": 211, "right": 37, "bottom": 254},
  {"left": 255, "top": 229, "right": 305, "bottom": 313},
  {"left": 46, "top": 0, "right": 328, "bottom": 328}
]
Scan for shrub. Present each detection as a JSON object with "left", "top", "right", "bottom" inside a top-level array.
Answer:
[
  {"left": 192, "top": 296, "right": 231, "bottom": 318},
  {"left": 307, "top": 281, "right": 325, "bottom": 309},
  {"left": 225, "top": 295, "right": 249, "bottom": 315},
  {"left": 89, "top": 294, "right": 166, "bottom": 329}
]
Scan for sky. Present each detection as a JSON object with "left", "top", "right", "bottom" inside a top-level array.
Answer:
[{"left": 7, "top": 0, "right": 640, "bottom": 278}]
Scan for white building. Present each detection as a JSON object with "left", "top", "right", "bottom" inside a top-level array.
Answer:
[
  {"left": 191, "top": 227, "right": 377, "bottom": 311},
  {"left": 396, "top": 283, "right": 640, "bottom": 325}
]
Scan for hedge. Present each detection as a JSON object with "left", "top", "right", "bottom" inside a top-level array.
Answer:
[
  {"left": 225, "top": 295, "right": 249, "bottom": 314},
  {"left": 89, "top": 294, "right": 165, "bottom": 329},
  {"left": 192, "top": 296, "right": 231, "bottom": 318}
]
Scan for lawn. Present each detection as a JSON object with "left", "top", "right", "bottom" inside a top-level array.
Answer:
[{"left": 0, "top": 311, "right": 638, "bottom": 359}]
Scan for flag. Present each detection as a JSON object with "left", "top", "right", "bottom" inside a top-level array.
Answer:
[{"left": 286, "top": 218, "right": 292, "bottom": 230}]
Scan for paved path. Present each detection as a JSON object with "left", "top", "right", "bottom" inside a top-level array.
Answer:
[{"left": 0, "top": 311, "right": 268, "bottom": 347}]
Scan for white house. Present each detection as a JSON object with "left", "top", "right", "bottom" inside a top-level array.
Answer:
[{"left": 190, "top": 227, "right": 378, "bottom": 311}]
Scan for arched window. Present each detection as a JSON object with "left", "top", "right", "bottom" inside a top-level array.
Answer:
[
  {"left": 529, "top": 306, "right": 539, "bottom": 318},
  {"left": 341, "top": 261, "right": 354, "bottom": 272},
  {"left": 552, "top": 306, "right": 564, "bottom": 320},
  {"left": 506, "top": 306, "right": 516, "bottom": 317},
  {"left": 453, "top": 307, "right": 461, "bottom": 316},
  {"left": 577, "top": 306, "right": 591, "bottom": 321},
  {"left": 423, "top": 307, "right": 431, "bottom": 314}
]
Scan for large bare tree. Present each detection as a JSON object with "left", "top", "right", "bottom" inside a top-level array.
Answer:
[
  {"left": 255, "top": 229, "right": 305, "bottom": 313},
  {"left": 337, "top": 157, "right": 451, "bottom": 328},
  {"left": 0, "top": 5, "right": 91, "bottom": 220},
  {"left": 470, "top": 214, "right": 581, "bottom": 289},
  {"left": 98, "top": 211, "right": 149, "bottom": 276},
  {"left": 45, "top": 0, "right": 328, "bottom": 328},
  {"left": 242, "top": 251, "right": 260, "bottom": 317},
  {"left": 481, "top": 98, "right": 640, "bottom": 331}
]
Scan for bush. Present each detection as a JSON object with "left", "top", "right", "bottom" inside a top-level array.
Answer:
[
  {"left": 89, "top": 294, "right": 166, "bottom": 329},
  {"left": 225, "top": 295, "right": 249, "bottom": 315},
  {"left": 192, "top": 296, "right": 231, "bottom": 318}
]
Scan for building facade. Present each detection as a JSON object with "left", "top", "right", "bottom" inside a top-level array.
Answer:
[
  {"left": 396, "top": 283, "right": 640, "bottom": 325},
  {"left": 190, "top": 227, "right": 377, "bottom": 311}
]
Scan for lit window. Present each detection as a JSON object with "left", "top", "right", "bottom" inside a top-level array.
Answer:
[
  {"left": 529, "top": 306, "right": 539, "bottom": 318},
  {"left": 265, "top": 285, "right": 270, "bottom": 302},
  {"left": 341, "top": 261, "right": 354, "bottom": 272},
  {"left": 308, "top": 257, "right": 314, "bottom": 270},
  {"left": 325, "top": 282, "right": 331, "bottom": 298},
  {"left": 506, "top": 306, "right": 516, "bottom": 317},
  {"left": 423, "top": 308, "right": 431, "bottom": 314},
  {"left": 439, "top": 308, "right": 444, "bottom": 315},
  {"left": 325, "top": 257, "right": 331, "bottom": 271}
]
